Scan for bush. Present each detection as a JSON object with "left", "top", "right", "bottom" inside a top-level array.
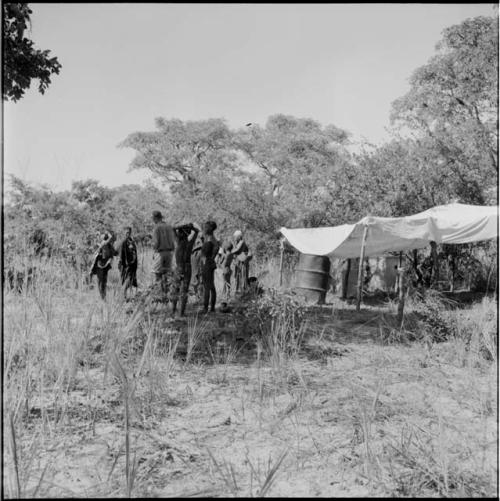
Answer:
[
  {"left": 241, "top": 289, "right": 306, "bottom": 356},
  {"left": 454, "top": 296, "right": 498, "bottom": 362},
  {"left": 398, "top": 290, "right": 458, "bottom": 344}
]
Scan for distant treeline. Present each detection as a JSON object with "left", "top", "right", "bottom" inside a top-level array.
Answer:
[{"left": 4, "top": 15, "right": 498, "bottom": 277}]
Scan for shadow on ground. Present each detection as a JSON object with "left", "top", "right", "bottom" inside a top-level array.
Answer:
[{"left": 127, "top": 289, "right": 496, "bottom": 366}]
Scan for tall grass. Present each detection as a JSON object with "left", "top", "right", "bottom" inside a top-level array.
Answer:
[
  {"left": 2, "top": 248, "right": 161, "bottom": 497},
  {"left": 3, "top": 245, "right": 497, "bottom": 498}
]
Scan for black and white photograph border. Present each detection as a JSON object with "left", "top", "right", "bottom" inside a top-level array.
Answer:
[{"left": 2, "top": 3, "right": 498, "bottom": 498}]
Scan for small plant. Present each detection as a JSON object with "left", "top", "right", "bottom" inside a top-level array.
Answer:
[
  {"left": 185, "top": 313, "right": 210, "bottom": 365},
  {"left": 242, "top": 290, "right": 307, "bottom": 387}
]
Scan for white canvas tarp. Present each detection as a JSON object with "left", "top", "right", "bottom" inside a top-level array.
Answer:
[{"left": 280, "top": 203, "right": 498, "bottom": 259}]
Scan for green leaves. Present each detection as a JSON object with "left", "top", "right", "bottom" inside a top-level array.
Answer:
[{"left": 3, "top": 3, "right": 62, "bottom": 102}]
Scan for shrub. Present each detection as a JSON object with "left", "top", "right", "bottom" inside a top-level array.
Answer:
[
  {"left": 454, "top": 296, "right": 498, "bottom": 362},
  {"left": 241, "top": 289, "right": 306, "bottom": 356}
]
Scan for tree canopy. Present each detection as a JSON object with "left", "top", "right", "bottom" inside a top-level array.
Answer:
[
  {"left": 3, "top": 3, "right": 62, "bottom": 102},
  {"left": 390, "top": 16, "right": 498, "bottom": 205}
]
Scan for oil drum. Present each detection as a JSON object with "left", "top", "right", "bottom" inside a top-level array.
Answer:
[{"left": 294, "top": 253, "right": 331, "bottom": 304}]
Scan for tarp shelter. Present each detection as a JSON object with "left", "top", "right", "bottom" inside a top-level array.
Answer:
[
  {"left": 280, "top": 203, "right": 498, "bottom": 259},
  {"left": 280, "top": 203, "right": 498, "bottom": 311}
]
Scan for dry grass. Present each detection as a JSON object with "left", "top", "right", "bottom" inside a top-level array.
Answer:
[{"left": 2, "top": 251, "right": 498, "bottom": 498}]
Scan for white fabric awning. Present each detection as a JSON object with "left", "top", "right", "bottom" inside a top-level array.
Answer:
[{"left": 279, "top": 203, "right": 498, "bottom": 259}]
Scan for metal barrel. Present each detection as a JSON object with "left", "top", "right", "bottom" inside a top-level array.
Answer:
[{"left": 294, "top": 253, "right": 331, "bottom": 304}]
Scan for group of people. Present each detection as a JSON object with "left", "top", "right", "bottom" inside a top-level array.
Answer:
[{"left": 89, "top": 210, "right": 253, "bottom": 316}]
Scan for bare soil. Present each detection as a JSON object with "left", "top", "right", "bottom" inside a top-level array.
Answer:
[{"left": 4, "top": 291, "right": 497, "bottom": 498}]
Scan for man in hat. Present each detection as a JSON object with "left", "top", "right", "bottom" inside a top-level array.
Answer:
[{"left": 151, "top": 210, "right": 176, "bottom": 296}]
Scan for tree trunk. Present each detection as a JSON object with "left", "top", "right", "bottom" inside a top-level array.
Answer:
[
  {"left": 396, "top": 263, "right": 406, "bottom": 327},
  {"left": 449, "top": 254, "right": 455, "bottom": 292},
  {"left": 279, "top": 239, "right": 284, "bottom": 287}
]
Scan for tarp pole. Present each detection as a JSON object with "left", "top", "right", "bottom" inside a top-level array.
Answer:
[
  {"left": 356, "top": 225, "right": 369, "bottom": 311},
  {"left": 279, "top": 238, "right": 284, "bottom": 287},
  {"left": 430, "top": 241, "right": 439, "bottom": 287},
  {"left": 397, "top": 251, "right": 406, "bottom": 326},
  {"left": 342, "top": 258, "right": 351, "bottom": 299}
]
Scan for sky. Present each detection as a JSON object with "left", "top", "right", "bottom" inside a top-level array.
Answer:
[{"left": 3, "top": 3, "right": 497, "bottom": 191}]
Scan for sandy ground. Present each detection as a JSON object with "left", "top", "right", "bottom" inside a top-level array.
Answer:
[{"left": 5, "top": 295, "right": 497, "bottom": 498}]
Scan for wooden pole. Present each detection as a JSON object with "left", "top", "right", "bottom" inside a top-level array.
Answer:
[
  {"left": 342, "top": 258, "right": 351, "bottom": 299},
  {"left": 279, "top": 238, "right": 284, "bottom": 287},
  {"left": 396, "top": 252, "right": 406, "bottom": 327},
  {"left": 430, "top": 241, "right": 439, "bottom": 288},
  {"left": 356, "top": 225, "right": 369, "bottom": 312}
]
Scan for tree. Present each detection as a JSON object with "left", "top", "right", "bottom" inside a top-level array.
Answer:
[
  {"left": 3, "top": 3, "right": 61, "bottom": 102},
  {"left": 119, "top": 117, "right": 235, "bottom": 190},
  {"left": 390, "top": 16, "right": 498, "bottom": 204},
  {"left": 232, "top": 115, "right": 353, "bottom": 228},
  {"left": 71, "top": 179, "right": 113, "bottom": 210},
  {"left": 119, "top": 114, "right": 356, "bottom": 250},
  {"left": 352, "top": 137, "right": 462, "bottom": 218}
]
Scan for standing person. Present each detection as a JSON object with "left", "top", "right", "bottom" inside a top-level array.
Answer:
[
  {"left": 218, "top": 241, "right": 234, "bottom": 301},
  {"left": 200, "top": 221, "right": 220, "bottom": 313},
  {"left": 117, "top": 226, "right": 138, "bottom": 299},
  {"left": 90, "top": 231, "right": 117, "bottom": 300},
  {"left": 231, "top": 230, "right": 251, "bottom": 293},
  {"left": 151, "top": 210, "right": 176, "bottom": 298},
  {"left": 170, "top": 222, "right": 200, "bottom": 316},
  {"left": 190, "top": 233, "right": 204, "bottom": 300}
]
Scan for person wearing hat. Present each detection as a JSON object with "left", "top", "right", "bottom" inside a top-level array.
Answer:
[
  {"left": 231, "top": 230, "right": 251, "bottom": 293},
  {"left": 151, "top": 210, "right": 176, "bottom": 296},
  {"left": 170, "top": 222, "right": 200, "bottom": 316}
]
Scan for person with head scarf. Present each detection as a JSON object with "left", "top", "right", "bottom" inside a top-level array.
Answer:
[
  {"left": 231, "top": 230, "right": 251, "bottom": 293},
  {"left": 151, "top": 210, "right": 176, "bottom": 297},
  {"left": 170, "top": 222, "right": 200, "bottom": 316},
  {"left": 200, "top": 220, "right": 220, "bottom": 313}
]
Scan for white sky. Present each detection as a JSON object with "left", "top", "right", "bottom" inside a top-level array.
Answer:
[{"left": 3, "top": 3, "right": 497, "bottom": 190}]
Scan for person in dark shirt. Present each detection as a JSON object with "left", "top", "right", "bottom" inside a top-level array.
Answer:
[
  {"left": 117, "top": 226, "right": 138, "bottom": 299},
  {"left": 90, "top": 231, "right": 118, "bottom": 300},
  {"left": 170, "top": 222, "right": 200, "bottom": 316},
  {"left": 200, "top": 221, "right": 220, "bottom": 313}
]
